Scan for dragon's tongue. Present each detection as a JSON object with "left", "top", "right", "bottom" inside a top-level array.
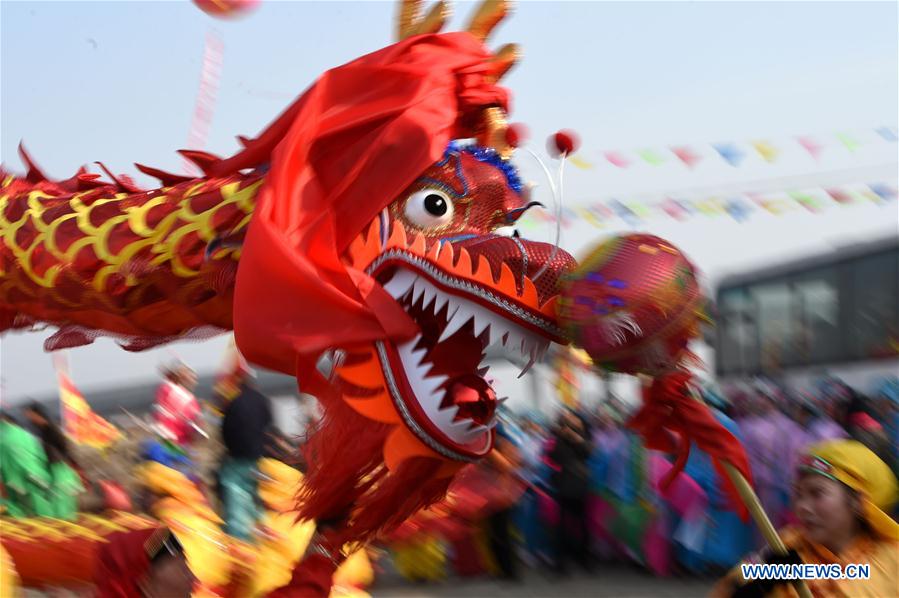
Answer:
[{"left": 444, "top": 373, "right": 496, "bottom": 427}]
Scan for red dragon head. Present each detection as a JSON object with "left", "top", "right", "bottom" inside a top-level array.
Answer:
[{"left": 225, "top": 2, "right": 578, "bottom": 547}]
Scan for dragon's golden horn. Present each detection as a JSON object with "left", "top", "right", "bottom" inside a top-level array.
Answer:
[
  {"left": 477, "top": 106, "right": 513, "bottom": 159},
  {"left": 410, "top": 0, "right": 451, "bottom": 37},
  {"left": 397, "top": 0, "right": 424, "bottom": 40},
  {"left": 466, "top": 0, "right": 509, "bottom": 42},
  {"left": 487, "top": 42, "right": 520, "bottom": 82}
]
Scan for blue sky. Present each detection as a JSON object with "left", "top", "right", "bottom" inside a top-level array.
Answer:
[{"left": 1, "top": 1, "right": 897, "bottom": 400}]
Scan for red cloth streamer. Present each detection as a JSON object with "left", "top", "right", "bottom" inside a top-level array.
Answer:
[
  {"left": 627, "top": 371, "right": 753, "bottom": 521},
  {"left": 94, "top": 528, "right": 163, "bottom": 598},
  {"left": 230, "top": 32, "right": 510, "bottom": 378}
]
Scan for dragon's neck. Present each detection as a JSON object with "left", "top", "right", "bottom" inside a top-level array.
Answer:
[{"left": 0, "top": 172, "right": 264, "bottom": 349}]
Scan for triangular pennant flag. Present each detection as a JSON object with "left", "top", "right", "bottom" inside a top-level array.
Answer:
[
  {"left": 752, "top": 140, "right": 778, "bottom": 163},
  {"left": 661, "top": 197, "right": 689, "bottom": 220},
  {"left": 671, "top": 146, "right": 702, "bottom": 168},
  {"left": 626, "top": 200, "right": 652, "bottom": 218},
  {"left": 868, "top": 183, "right": 898, "bottom": 201},
  {"left": 797, "top": 136, "right": 824, "bottom": 160},
  {"left": 569, "top": 154, "right": 595, "bottom": 170},
  {"left": 575, "top": 207, "right": 605, "bottom": 228},
  {"left": 58, "top": 371, "right": 121, "bottom": 449},
  {"left": 724, "top": 196, "right": 753, "bottom": 222},
  {"left": 607, "top": 198, "right": 642, "bottom": 225},
  {"left": 637, "top": 149, "right": 665, "bottom": 166},
  {"left": 788, "top": 190, "right": 825, "bottom": 213},
  {"left": 693, "top": 197, "right": 727, "bottom": 216},
  {"left": 825, "top": 188, "right": 854, "bottom": 205},
  {"left": 712, "top": 143, "right": 745, "bottom": 166},
  {"left": 874, "top": 126, "right": 898, "bottom": 142},
  {"left": 836, "top": 133, "right": 859, "bottom": 152},
  {"left": 604, "top": 151, "right": 630, "bottom": 168},
  {"left": 749, "top": 192, "right": 792, "bottom": 215}
]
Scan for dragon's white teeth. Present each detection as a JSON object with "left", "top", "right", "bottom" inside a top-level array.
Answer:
[
  {"left": 431, "top": 403, "right": 459, "bottom": 430},
  {"left": 448, "top": 418, "right": 484, "bottom": 442},
  {"left": 411, "top": 278, "right": 427, "bottom": 305},
  {"left": 433, "top": 290, "right": 449, "bottom": 314},
  {"left": 384, "top": 270, "right": 417, "bottom": 298},
  {"left": 535, "top": 342, "right": 549, "bottom": 363},
  {"left": 421, "top": 284, "right": 437, "bottom": 310},
  {"left": 518, "top": 348, "right": 538, "bottom": 378},
  {"left": 444, "top": 296, "right": 461, "bottom": 321},
  {"left": 439, "top": 304, "right": 473, "bottom": 343},
  {"left": 519, "top": 337, "right": 530, "bottom": 357},
  {"left": 472, "top": 313, "right": 490, "bottom": 338},
  {"left": 484, "top": 315, "right": 511, "bottom": 348},
  {"left": 498, "top": 396, "right": 509, "bottom": 404},
  {"left": 466, "top": 422, "right": 490, "bottom": 435},
  {"left": 421, "top": 374, "right": 448, "bottom": 399}
]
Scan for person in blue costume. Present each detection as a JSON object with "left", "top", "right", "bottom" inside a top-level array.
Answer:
[
  {"left": 513, "top": 414, "right": 553, "bottom": 567},
  {"left": 587, "top": 405, "right": 626, "bottom": 561},
  {"left": 603, "top": 426, "right": 652, "bottom": 565},
  {"left": 675, "top": 386, "right": 752, "bottom": 575}
]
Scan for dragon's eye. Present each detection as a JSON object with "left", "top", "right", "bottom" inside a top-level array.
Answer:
[{"left": 404, "top": 188, "right": 455, "bottom": 229}]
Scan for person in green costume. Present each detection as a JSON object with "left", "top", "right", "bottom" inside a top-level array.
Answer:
[
  {"left": 0, "top": 411, "right": 52, "bottom": 517},
  {"left": 23, "top": 403, "right": 85, "bottom": 520}
]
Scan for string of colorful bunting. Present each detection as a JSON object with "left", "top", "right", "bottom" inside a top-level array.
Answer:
[
  {"left": 569, "top": 126, "right": 897, "bottom": 170},
  {"left": 519, "top": 181, "right": 897, "bottom": 229}
]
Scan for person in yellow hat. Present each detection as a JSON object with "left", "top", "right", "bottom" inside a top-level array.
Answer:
[{"left": 712, "top": 439, "right": 898, "bottom": 598}]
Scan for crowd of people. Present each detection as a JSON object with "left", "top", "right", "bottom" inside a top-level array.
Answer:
[
  {"left": 382, "top": 375, "right": 899, "bottom": 595},
  {"left": 2, "top": 366, "right": 897, "bottom": 596}
]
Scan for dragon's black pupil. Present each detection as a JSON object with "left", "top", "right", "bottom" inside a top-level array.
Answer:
[{"left": 424, "top": 194, "right": 448, "bottom": 216}]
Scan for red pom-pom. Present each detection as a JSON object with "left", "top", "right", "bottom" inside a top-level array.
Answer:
[
  {"left": 193, "top": 0, "right": 259, "bottom": 19},
  {"left": 505, "top": 123, "right": 529, "bottom": 148},
  {"left": 548, "top": 129, "right": 580, "bottom": 157}
]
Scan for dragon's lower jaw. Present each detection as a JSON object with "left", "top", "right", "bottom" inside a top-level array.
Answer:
[{"left": 377, "top": 265, "right": 553, "bottom": 459}]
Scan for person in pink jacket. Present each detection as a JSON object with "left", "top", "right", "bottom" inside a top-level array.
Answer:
[{"left": 152, "top": 363, "right": 201, "bottom": 447}]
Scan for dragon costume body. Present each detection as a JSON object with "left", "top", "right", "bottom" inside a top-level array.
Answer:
[{"left": 2, "top": 1, "right": 577, "bottom": 593}]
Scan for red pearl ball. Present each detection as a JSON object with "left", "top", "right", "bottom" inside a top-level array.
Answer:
[
  {"left": 550, "top": 129, "right": 580, "bottom": 157},
  {"left": 193, "top": 0, "right": 259, "bottom": 19},
  {"left": 505, "top": 123, "right": 529, "bottom": 148}
]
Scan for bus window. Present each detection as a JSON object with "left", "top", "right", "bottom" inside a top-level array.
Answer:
[
  {"left": 718, "top": 287, "right": 758, "bottom": 374},
  {"left": 793, "top": 267, "right": 841, "bottom": 365},
  {"left": 752, "top": 280, "right": 795, "bottom": 370},
  {"left": 849, "top": 249, "right": 899, "bottom": 360}
]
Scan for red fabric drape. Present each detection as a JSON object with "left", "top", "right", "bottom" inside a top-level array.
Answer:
[
  {"left": 627, "top": 371, "right": 753, "bottom": 521},
  {"left": 232, "top": 32, "right": 510, "bottom": 378},
  {"left": 93, "top": 528, "right": 161, "bottom": 597}
]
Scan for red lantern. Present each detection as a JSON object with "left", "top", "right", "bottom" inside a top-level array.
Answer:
[
  {"left": 193, "top": 0, "right": 259, "bottom": 19},
  {"left": 558, "top": 234, "right": 704, "bottom": 375}
]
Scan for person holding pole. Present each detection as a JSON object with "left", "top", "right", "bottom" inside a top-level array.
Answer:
[{"left": 712, "top": 440, "right": 898, "bottom": 598}]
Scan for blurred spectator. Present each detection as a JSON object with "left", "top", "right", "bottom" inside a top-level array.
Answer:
[
  {"left": 152, "top": 362, "right": 202, "bottom": 447},
  {"left": 485, "top": 427, "right": 526, "bottom": 581},
  {"left": 23, "top": 402, "right": 84, "bottom": 520},
  {"left": 548, "top": 409, "right": 592, "bottom": 573},
  {"left": 219, "top": 374, "right": 273, "bottom": 540},
  {"left": 849, "top": 412, "right": 891, "bottom": 465},
  {"left": 0, "top": 410, "right": 52, "bottom": 517}
]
